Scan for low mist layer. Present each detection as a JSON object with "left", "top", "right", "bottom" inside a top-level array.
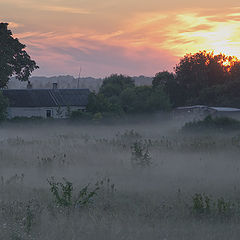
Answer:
[{"left": 1, "top": 117, "right": 240, "bottom": 239}]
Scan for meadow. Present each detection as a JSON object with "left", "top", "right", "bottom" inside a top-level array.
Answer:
[{"left": 1, "top": 115, "right": 240, "bottom": 239}]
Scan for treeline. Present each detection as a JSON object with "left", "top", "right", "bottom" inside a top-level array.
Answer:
[
  {"left": 82, "top": 74, "right": 171, "bottom": 118},
  {"left": 2, "top": 22, "right": 240, "bottom": 120},
  {"left": 160, "top": 51, "right": 240, "bottom": 107},
  {"left": 74, "top": 51, "right": 240, "bottom": 119}
]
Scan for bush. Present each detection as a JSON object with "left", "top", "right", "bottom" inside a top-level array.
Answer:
[
  {"left": 182, "top": 115, "right": 240, "bottom": 132},
  {"left": 70, "top": 110, "right": 93, "bottom": 120},
  {"left": 9, "top": 116, "right": 44, "bottom": 122},
  {"left": 131, "top": 141, "right": 152, "bottom": 167},
  {"left": 0, "top": 92, "right": 8, "bottom": 121},
  {"left": 93, "top": 112, "right": 103, "bottom": 121},
  {"left": 192, "top": 193, "right": 233, "bottom": 216},
  {"left": 47, "top": 177, "right": 100, "bottom": 208}
]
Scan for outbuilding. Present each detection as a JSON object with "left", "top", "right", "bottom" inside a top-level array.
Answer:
[{"left": 174, "top": 105, "right": 240, "bottom": 120}]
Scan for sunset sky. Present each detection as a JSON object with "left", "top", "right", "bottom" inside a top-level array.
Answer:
[{"left": 1, "top": 0, "right": 240, "bottom": 77}]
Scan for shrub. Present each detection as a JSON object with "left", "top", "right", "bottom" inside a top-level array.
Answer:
[
  {"left": 192, "top": 193, "right": 233, "bottom": 216},
  {"left": 0, "top": 92, "right": 8, "bottom": 121},
  {"left": 93, "top": 112, "right": 103, "bottom": 121},
  {"left": 70, "top": 110, "right": 93, "bottom": 120},
  {"left": 192, "top": 193, "right": 211, "bottom": 214},
  {"left": 9, "top": 116, "right": 44, "bottom": 122},
  {"left": 47, "top": 177, "right": 100, "bottom": 208},
  {"left": 131, "top": 141, "right": 152, "bottom": 167},
  {"left": 182, "top": 115, "right": 240, "bottom": 132}
]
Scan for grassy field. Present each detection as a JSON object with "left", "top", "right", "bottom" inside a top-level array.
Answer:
[{"left": 1, "top": 116, "right": 240, "bottom": 239}]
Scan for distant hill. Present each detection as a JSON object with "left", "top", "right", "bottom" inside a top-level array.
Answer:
[
  {"left": 133, "top": 75, "right": 153, "bottom": 86},
  {"left": 8, "top": 75, "right": 153, "bottom": 91}
]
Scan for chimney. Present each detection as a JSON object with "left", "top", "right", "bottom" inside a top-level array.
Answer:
[
  {"left": 52, "top": 83, "right": 58, "bottom": 89},
  {"left": 27, "top": 80, "right": 32, "bottom": 89}
]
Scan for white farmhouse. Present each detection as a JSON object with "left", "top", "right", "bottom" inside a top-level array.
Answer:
[{"left": 2, "top": 85, "right": 90, "bottom": 119}]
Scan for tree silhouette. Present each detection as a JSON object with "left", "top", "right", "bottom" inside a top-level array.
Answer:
[
  {"left": 152, "top": 71, "right": 186, "bottom": 107},
  {"left": 0, "top": 22, "right": 39, "bottom": 88},
  {"left": 152, "top": 71, "right": 174, "bottom": 88},
  {"left": 99, "top": 74, "right": 135, "bottom": 98},
  {"left": 174, "top": 51, "right": 238, "bottom": 105}
]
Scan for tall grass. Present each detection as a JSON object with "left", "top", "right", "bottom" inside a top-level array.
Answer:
[{"left": 1, "top": 120, "right": 240, "bottom": 239}]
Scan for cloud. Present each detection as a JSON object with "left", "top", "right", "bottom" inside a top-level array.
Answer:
[
  {"left": 183, "top": 24, "right": 213, "bottom": 32},
  {"left": 38, "top": 5, "right": 91, "bottom": 14},
  {"left": 15, "top": 31, "right": 57, "bottom": 39},
  {"left": 0, "top": 21, "right": 23, "bottom": 29},
  {"left": 17, "top": 27, "right": 175, "bottom": 77},
  {"left": 113, "top": 9, "right": 240, "bottom": 58},
  {"left": 8, "top": 4, "right": 240, "bottom": 76},
  {"left": 8, "top": 22, "right": 23, "bottom": 28},
  {"left": 166, "top": 12, "right": 240, "bottom": 57},
  {"left": 3, "top": 0, "right": 92, "bottom": 15}
]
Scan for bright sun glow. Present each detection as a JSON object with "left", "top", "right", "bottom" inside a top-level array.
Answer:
[
  {"left": 3, "top": 1, "right": 240, "bottom": 76},
  {"left": 165, "top": 15, "right": 240, "bottom": 60},
  {"left": 205, "top": 25, "right": 239, "bottom": 58}
]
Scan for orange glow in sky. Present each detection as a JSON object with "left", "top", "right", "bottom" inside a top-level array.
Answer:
[{"left": 1, "top": 0, "right": 240, "bottom": 77}]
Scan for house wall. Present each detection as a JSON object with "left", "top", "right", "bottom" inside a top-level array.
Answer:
[{"left": 7, "top": 106, "right": 86, "bottom": 119}]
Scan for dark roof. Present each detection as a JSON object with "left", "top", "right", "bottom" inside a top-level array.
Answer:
[
  {"left": 209, "top": 107, "right": 240, "bottom": 112},
  {"left": 176, "top": 105, "right": 207, "bottom": 110},
  {"left": 2, "top": 89, "right": 90, "bottom": 108}
]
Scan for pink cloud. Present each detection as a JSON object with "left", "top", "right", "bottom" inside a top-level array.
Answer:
[{"left": 6, "top": 5, "right": 240, "bottom": 77}]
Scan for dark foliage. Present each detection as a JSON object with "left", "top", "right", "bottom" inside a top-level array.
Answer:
[
  {"left": 85, "top": 74, "right": 171, "bottom": 117},
  {"left": 153, "top": 71, "right": 185, "bottom": 107},
  {"left": 0, "top": 91, "right": 8, "bottom": 120},
  {"left": 182, "top": 115, "right": 240, "bottom": 132},
  {"left": 153, "top": 51, "right": 240, "bottom": 108},
  {"left": 99, "top": 74, "right": 135, "bottom": 98},
  {"left": 0, "top": 22, "right": 38, "bottom": 88}
]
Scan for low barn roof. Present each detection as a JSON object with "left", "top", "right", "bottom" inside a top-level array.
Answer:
[
  {"left": 176, "top": 105, "right": 240, "bottom": 113},
  {"left": 209, "top": 107, "right": 240, "bottom": 112},
  {"left": 2, "top": 89, "right": 90, "bottom": 108},
  {"left": 176, "top": 105, "right": 208, "bottom": 110}
]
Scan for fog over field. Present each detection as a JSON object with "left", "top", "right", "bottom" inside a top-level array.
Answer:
[{"left": 1, "top": 116, "right": 240, "bottom": 239}]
